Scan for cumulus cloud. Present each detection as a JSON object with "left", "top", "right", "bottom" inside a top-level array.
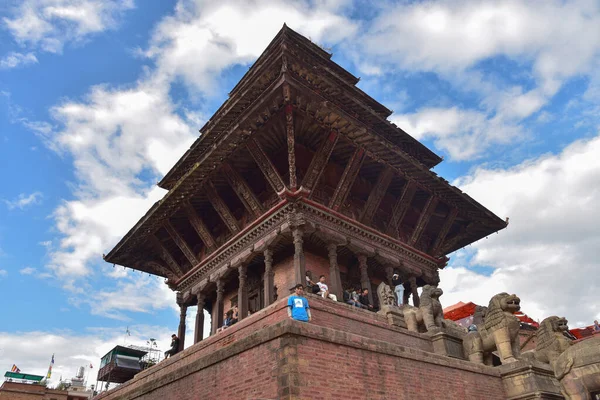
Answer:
[
  {"left": 0, "top": 269, "right": 7, "bottom": 277},
  {"left": 360, "top": 0, "right": 600, "bottom": 159},
  {"left": 3, "top": 0, "right": 135, "bottom": 54},
  {"left": 3, "top": 191, "right": 43, "bottom": 210},
  {"left": 144, "top": 0, "right": 357, "bottom": 93},
  {"left": 392, "top": 107, "right": 523, "bottom": 160},
  {"left": 440, "top": 133, "right": 600, "bottom": 326},
  {"left": 0, "top": 52, "right": 38, "bottom": 69},
  {"left": 0, "top": 324, "right": 181, "bottom": 388}
]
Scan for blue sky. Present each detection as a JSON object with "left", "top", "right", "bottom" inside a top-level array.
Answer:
[{"left": 1, "top": 0, "right": 599, "bottom": 386}]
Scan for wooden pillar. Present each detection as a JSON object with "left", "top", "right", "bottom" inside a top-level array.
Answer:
[
  {"left": 285, "top": 100, "right": 297, "bottom": 190},
  {"left": 357, "top": 254, "right": 373, "bottom": 305},
  {"left": 177, "top": 303, "right": 187, "bottom": 352},
  {"left": 194, "top": 294, "right": 205, "bottom": 344},
  {"left": 212, "top": 279, "right": 224, "bottom": 334},
  {"left": 238, "top": 264, "right": 249, "bottom": 320},
  {"left": 327, "top": 243, "right": 342, "bottom": 302},
  {"left": 292, "top": 228, "right": 305, "bottom": 286},
  {"left": 263, "top": 248, "right": 275, "bottom": 307},
  {"left": 409, "top": 276, "right": 420, "bottom": 307}
]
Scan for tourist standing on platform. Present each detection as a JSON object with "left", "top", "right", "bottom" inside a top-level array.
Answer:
[
  {"left": 594, "top": 320, "right": 600, "bottom": 333},
  {"left": 288, "top": 284, "right": 311, "bottom": 322},
  {"left": 392, "top": 272, "right": 404, "bottom": 306},
  {"left": 317, "top": 275, "right": 338, "bottom": 301},
  {"left": 164, "top": 334, "right": 180, "bottom": 359}
]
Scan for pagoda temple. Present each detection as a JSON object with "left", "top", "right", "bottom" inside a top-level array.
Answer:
[
  {"left": 92, "top": 25, "right": 551, "bottom": 400},
  {"left": 104, "top": 24, "right": 506, "bottom": 347}
]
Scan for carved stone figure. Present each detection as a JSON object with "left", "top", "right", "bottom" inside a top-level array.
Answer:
[
  {"left": 463, "top": 292, "right": 521, "bottom": 365},
  {"left": 553, "top": 335, "right": 600, "bottom": 400},
  {"left": 533, "top": 316, "right": 572, "bottom": 365},
  {"left": 403, "top": 285, "right": 445, "bottom": 333},
  {"left": 473, "top": 305, "right": 488, "bottom": 326},
  {"left": 376, "top": 282, "right": 396, "bottom": 307}
]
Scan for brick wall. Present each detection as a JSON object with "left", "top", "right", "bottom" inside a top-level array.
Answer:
[
  {"left": 95, "top": 294, "right": 514, "bottom": 400},
  {"left": 0, "top": 382, "right": 69, "bottom": 400}
]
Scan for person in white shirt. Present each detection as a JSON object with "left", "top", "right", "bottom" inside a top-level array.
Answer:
[{"left": 317, "top": 275, "right": 337, "bottom": 301}]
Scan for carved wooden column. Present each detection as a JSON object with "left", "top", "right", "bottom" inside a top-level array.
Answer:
[
  {"left": 292, "top": 227, "right": 306, "bottom": 286},
  {"left": 357, "top": 254, "right": 374, "bottom": 305},
  {"left": 327, "top": 243, "right": 342, "bottom": 302},
  {"left": 409, "top": 276, "right": 420, "bottom": 307},
  {"left": 238, "top": 264, "right": 249, "bottom": 320},
  {"left": 284, "top": 84, "right": 297, "bottom": 190},
  {"left": 177, "top": 302, "right": 187, "bottom": 352},
  {"left": 194, "top": 294, "right": 205, "bottom": 344},
  {"left": 263, "top": 248, "right": 275, "bottom": 306},
  {"left": 212, "top": 279, "right": 224, "bottom": 334}
]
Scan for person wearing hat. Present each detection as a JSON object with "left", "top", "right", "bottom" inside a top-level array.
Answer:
[{"left": 287, "top": 284, "right": 311, "bottom": 322}]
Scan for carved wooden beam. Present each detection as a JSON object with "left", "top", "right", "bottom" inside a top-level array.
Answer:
[
  {"left": 439, "top": 222, "right": 479, "bottom": 255},
  {"left": 360, "top": 166, "right": 394, "bottom": 224},
  {"left": 409, "top": 196, "right": 439, "bottom": 247},
  {"left": 303, "top": 131, "right": 338, "bottom": 194},
  {"left": 246, "top": 137, "right": 286, "bottom": 193},
  {"left": 386, "top": 181, "right": 417, "bottom": 237},
  {"left": 150, "top": 235, "right": 184, "bottom": 277},
  {"left": 329, "top": 147, "right": 365, "bottom": 211},
  {"left": 205, "top": 180, "right": 240, "bottom": 234},
  {"left": 184, "top": 202, "right": 217, "bottom": 252},
  {"left": 284, "top": 84, "right": 297, "bottom": 189},
  {"left": 430, "top": 208, "right": 458, "bottom": 256},
  {"left": 221, "top": 161, "right": 264, "bottom": 218},
  {"left": 165, "top": 220, "right": 199, "bottom": 267}
]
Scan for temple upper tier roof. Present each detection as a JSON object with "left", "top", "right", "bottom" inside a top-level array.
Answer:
[
  {"left": 158, "top": 24, "right": 442, "bottom": 191},
  {"left": 104, "top": 25, "right": 507, "bottom": 285}
]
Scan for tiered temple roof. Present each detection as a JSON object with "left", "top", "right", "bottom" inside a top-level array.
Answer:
[{"left": 104, "top": 24, "right": 507, "bottom": 295}]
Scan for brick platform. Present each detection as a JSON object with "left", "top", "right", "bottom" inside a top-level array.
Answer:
[{"left": 94, "top": 295, "right": 559, "bottom": 400}]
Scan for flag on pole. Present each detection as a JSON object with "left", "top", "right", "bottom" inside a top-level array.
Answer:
[
  {"left": 11, "top": 364, "right": 20, "bottom": 373},
  {"left": 46, "top": 354, "right": 54, "bottom": 379},
  {"left": 126, "top": 326, "right": 131, "bottom": 336}
]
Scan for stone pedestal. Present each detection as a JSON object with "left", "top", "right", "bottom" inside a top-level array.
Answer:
[
  {"left": 498, "top": 359, "right": 563, "bottom": 400},
  {"left": 429, "top": 328, "right": 466, "bottom": 360},
  {"left": 378, "top": 305, "right": 407, "bottom": 329}
]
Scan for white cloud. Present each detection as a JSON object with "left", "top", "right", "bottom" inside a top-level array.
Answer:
[
  {"left": 0, "top": 269, "right": 7, "bottom": 277},
  {"left": 20, "top": 267, "right": 37, "bottom": 275},
  {"left": 0, "top": 325, "right": 178, "bottom": 389},
  {"left": 84, "top": 275, "right": 176, "bottom": 320},
  {"left": 359, "top": 0, "right": 600, "bottom": 159},
  {"left": 3, "top": 0, "right": 135, "bottom": 54},
  {"left": 144, "top": 0, "right": 357, "bottom": 93},
  {"left": 440, "top": 133, "right": 600, "bottom": 327},
  {"left": 392, "top": 107, "right": 523, "bottom": 160},
  {"left": 0, "top": 52, "right": 38, "bottom": 69},
  {"left": 4, "top": 192, "right": 43, "bottom": 210},
  {"left": 362, "top": 0, "right": 600, "bottom": 91}
]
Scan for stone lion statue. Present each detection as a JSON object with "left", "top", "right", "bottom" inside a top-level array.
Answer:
[
  {"left": 553, "top": 335, "right": 600, "bottom": 400},
  {"left": 403, "top": 285, "right": 445, "bottom": 333},
  {"left": 533, "top": 316, "right": 572, "bottom": 365},
  {"left": 463, "top": 292, "right": 521, "bottom": 364},
  {"left": 376, "top": 282, "right": 396, "bottom": 307}
]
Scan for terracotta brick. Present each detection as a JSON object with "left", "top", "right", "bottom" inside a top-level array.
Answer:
[{"left": 95, "top": 296, "right": 512, "bottom": 400}]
